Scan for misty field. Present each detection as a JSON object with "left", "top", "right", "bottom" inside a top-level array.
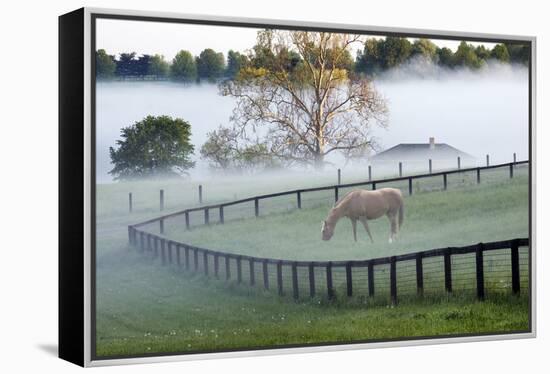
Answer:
[
  {"left": 94, "top": 164, "right": 530, "bottom": 358},
  {"left": 163, "top": 173, "right": 528, "bottom": 261}
]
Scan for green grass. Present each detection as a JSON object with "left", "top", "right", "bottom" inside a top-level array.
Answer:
[
  {"left": 95, "top": 165, "right": 530, "bottom": 358},
  {"left": 96, "top": 249, "right": 529, "bottom": 357},
  {"left": 163, "top": 173, "right": 529, "bottom": 261}
]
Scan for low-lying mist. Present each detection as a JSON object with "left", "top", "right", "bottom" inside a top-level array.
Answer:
[{"left": 96, "top": 61, "right": 529, "bottom": 184}]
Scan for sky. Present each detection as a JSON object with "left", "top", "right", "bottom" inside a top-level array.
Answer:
[{"left": 96, "top": 18, "right": 497, "bottom": 61}]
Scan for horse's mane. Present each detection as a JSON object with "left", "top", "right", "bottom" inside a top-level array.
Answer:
[{"left": 334, "top": 190, "right": 356, "bottom": 207}]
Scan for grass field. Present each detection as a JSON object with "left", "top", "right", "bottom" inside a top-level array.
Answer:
[
  {"left": 162, "top": 170, "right": 529, "bottom": 261},
  {"left": 95, "top": 164, "right": 530, "bottom": 358}
]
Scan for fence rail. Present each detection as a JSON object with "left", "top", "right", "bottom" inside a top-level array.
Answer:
[
  {"left": 128, "top": 227, "right": 529, "bottom": 304},
  {"left": 127, "top": 159, "right": 530, "bottom": 304}
]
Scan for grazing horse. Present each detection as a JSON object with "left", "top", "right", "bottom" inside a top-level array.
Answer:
[{"left": 321, "top": 188, "right": 404, "bottom": 243}]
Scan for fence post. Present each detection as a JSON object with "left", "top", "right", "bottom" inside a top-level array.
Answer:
[
  {"left": 334, "top": 186, "right": 339, "bottom": 203},
  {"left": 160, "top": 239, "right": 166, "bottom": 266},
  {"left": 277, "top": 261, "right": 283, "bottom": 296},
  {"left": 399, "top": 162, "right": 403, "bottom": 177},
  {"left": 204, "top": 208, "right": 209, "bottom": 225},
  {"left": 129, "top": 193, "right": 133, "bottom": 213},
  {"left": 185, "top": 246, "right": 190, "bottom": 270},
  {"left": 511, "top": 240, "right": 520, "bottom": 294},
  {"left": 159, "top": 219, "right": 164, "bottom": 234},
  {"left": 486, "top": 154, "right": 490, "bottom": 167},
  {"left": 160, "top": 189, "right": 164, "bottom": 211},
  {"left": 237, "top": 256, "right": 242, "bottom": 283},
  {"left": 372, "top": 182, "right": 376, "bottom": 191},
  {"left": 193, "top": 248, "right": 199, "bottom": 271},
  {"left": 390, "top": 257, "right": 397, "bottom": 305},
  {"left": 254, "top": 198, "right": 259, "bottom": 217},
  {"left": 416, "top": 252, "right": 424, "bottom": 297},
  {"left": 176, "top": 244, "right": 181, "bottom": 267},
  {"left": 429, "top": 159, "right": 432, "bottom": 174},
  {"left": 140, "top": 232, "right": 145, "bottom": 251},
  {"left": 513, "top": 153, "right": 517, "bottom": 164},
  {"left": 345, "top": 262, "right": 353, "bottom": 297},
  {"left": 225, "top": 255, "right": 230, "bottom": 280},
  {"left": 203, "top": 251, "right": 209, "bottom": 276},
  {"left": 292, "top": 262, "right": 299, "bottom": 300},
  {"left": 167, "top": 241, "right": 173, "bottom": 264},
  {"left": 444, "top": 249, "right": 452, "bottom": 293},
  {"left": 147, "top": 234, "right": 153, "bottom": 252},
  {"left": 337, "top": 169, "right": 341, "bottom": 185},
  {"left": 219, "top": 206, "right": 224, "bottom": 224},
  {"left": 443, "top": 173, "right": 447, "bottom": 190},
  {"left": 249, "top": 259, "right": 255, "bottom": 286},
  {"left": 154, "top": 237, "right": 159, "bottom": 258},
  {"left": 368, "top": 165, "right": 372, "bottom": 181},
  {"left": 185, "top": 211, "right": 190, "bottom": 230},
  {"left": 326, "top": 262, "right": 334, "bottom": 300},
  {"left": 509, "top": 163, "right": 514, "bottom": 178},
  {"left": 476, "top": 243, "right": 485, "bottom": 300},
  {"left": 308, "top": 263, "right": 315, "bottom": 297},
  {"left": 263, "top": 260, "right": 269, "bottom": 290},
  {"left": 367, "top": 261, "right": 375, "bottom": 297},
  {"left": 199, "top": 185, "right": 203, "bottom": 204},
  {"left": 214, "top": 254, "right": 219, "bottom": 279},
  {"left": 408, "top": 177, "right": 413, "bottom": 196},
  {"left": 477, "top": 168, "right": 481, "bottom": 184},
  {"left": 457, "top": 156, "right": 461, "bottom": 170},
  {"left": 297, "top": 191, "right": 302, "bottom": 209}
]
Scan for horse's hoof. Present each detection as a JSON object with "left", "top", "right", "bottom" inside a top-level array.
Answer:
[{"left": 388, "top": 238, "right": 393, "bottom": 244}]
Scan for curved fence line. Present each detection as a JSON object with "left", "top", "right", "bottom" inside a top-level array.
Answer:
[
  {"left": 128, "top": 224, "right": 529, "bottom": 303},
  {"left": 127, "top": 159, "right": 530, "bottom": 304},
  {"left": 132, "top": 160, "right": 528, "bottom": 229}
]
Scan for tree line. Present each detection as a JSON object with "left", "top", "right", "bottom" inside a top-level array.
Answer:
[{"left": 97, "top": 38, "right": 529, "bottom": 81}]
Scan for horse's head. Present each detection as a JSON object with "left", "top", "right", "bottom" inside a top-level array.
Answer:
[{"left": 321, "top": 220, "right": 334, "bottom": 241}]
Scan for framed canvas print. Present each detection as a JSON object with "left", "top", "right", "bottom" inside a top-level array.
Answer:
[{"left": 59, "top": 7, "right": 536, "bottom": 367}]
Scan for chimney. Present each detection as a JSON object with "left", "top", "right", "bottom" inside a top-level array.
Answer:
[{"left": 429, "top": 137, "right": 435, "bottom": 150}]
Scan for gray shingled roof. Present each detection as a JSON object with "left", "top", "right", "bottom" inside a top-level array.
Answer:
[{"left": 372, "top": 143, "right": 474, "bottom": 161}]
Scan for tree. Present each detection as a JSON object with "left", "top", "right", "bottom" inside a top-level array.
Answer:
[
  {"left": 454, "top": 41, "right": 484, "bottom": 69},
  {"left": 490, "top": 44, "right": 510, "bottom": 62},
  {"left": 355, "top": 38, "right": 383, "bottom": 75},
  {"left": 196, "top": 48, "right": 225, "bottom": 80},
  {"left": 200, "top": 126, "right": 279, "bottom": 171},
  {"left": 378, "top": 37, "right": 412, "bottom": 69},
  {"left": 504, "top": 43, "right": 529, "bottom": 65},
  {"left": 436, "top": 47, "right": 455, "bottom": 68},
  {"left": 171, "top": 50, "right": 197, "bottom": 81},
  {"left": 475, "top": 45, "right": 490, "bottom": 61},
  {"left": 96, "top": 49, "right": 116, "bottom": 78},
  {"left": 109, "top": 115, "right": 195, "bottom": 180},
  {"left": 410, "top": 39, "right": 437, "bottom": 61},
  {"left": 226, "top": 50, "right": 248, "bottom": 78},
  {"left": 220, "top": 30, "right": 387, "bottom": 169},
  {"left": 135, "top": 54, "right": 151, "bottom": 76},
  {"left": 116, "top": 52, "right": 138, "bottom": 77},
  {"left": 148, "top": 54, "right": 170, "bottom": 78}
]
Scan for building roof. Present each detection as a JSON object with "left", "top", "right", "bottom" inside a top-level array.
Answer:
[{"left": 371, "top": 143, "right": 475, "bottom": 161}]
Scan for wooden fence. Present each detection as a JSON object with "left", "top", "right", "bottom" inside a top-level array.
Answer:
[
  {"left": 127, "top": 227, "right": 529, "bottom": 304},
  {"left": 127, "top": 159, "right": 530, "bottom": 304},
  {"left": 131, "top": 160, "right": 528, "bottom": 233}
]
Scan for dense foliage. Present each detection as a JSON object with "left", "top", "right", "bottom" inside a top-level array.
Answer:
[
  {"left": 96, "top": 38, "right": 530, "bottom": 80},
  {"left": 109, "top": 116, "right": 195, "bottom": 180}
]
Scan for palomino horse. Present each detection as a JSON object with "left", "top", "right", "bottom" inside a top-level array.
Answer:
[{"left": 321, "top": 188, "right": 404, "bottom": 243}]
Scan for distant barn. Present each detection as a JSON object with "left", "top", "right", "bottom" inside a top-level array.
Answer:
[{"left": 370, "top": 137, "right": 476, "bottom": 173}]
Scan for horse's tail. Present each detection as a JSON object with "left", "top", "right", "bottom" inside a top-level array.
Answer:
[{"left": 398, "top": 200, "right": 404, "bottom": 229}]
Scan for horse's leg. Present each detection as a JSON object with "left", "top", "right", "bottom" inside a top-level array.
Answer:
[
  {"left": 351, "top": 218, "right": 357, "bottom": 242},
  {"left": 359, "top": 217, "right": 374, "bottom": 243},
  {"left": 388, "top": 213, "right": 397, "bottom": 243}
]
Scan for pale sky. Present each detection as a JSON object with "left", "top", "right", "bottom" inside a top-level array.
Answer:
[{"left": 96, "top": 18, "right": 497, "bottom": 61}]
